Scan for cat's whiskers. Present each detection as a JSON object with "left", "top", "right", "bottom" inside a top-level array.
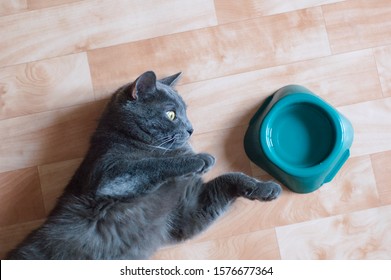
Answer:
[
  {"left": 163, "top": 136, "right": 178, "bottom": 154},
  {"left": 148, "top": 134, "right": 184, "bottom": 154},
  {"left": 147, "top": 136, "right": 175, "bottom": 152}
]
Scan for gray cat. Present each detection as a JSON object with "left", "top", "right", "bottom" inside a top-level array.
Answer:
[{"left": 7, "top": 71, "right": 282, "bottom": 259}]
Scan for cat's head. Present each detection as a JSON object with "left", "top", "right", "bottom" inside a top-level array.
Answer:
[{"left": 103, "top": 71, "right": 193, "bottom": 150}]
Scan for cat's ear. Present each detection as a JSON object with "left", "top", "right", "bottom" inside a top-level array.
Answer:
[
  {"left": 130, "top": 71, "right": 157, "bottom": 100},
  {"left": 159, "top": 72, "right": 182, "bottom": 87}
]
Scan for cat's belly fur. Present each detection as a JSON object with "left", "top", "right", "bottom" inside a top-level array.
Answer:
[{"left": 9, "top": 176, "right": 201, "bottom": 260}]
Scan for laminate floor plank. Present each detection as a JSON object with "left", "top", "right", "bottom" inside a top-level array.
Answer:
[
  {"left": 179, "top": 50, "right": 382, "bottom": 135},
  {"left": 88, "top": 7, "right": 331, "bottom": 98},
  {"left": 323, "top": 0, "right": 391, "bottom": 53},
  {"left": 191, "top": 126, "right": 252, "bottom": 181},
  {"left": 214, "top": 0, "right": 344, "bottom": 24},
  {"left": 373, "top": 45, "right": 391, "bottom": 97},
  {"left": 38, "top": 158, "right": 82, "bottom": 214},
  {"left": 153, "top": 229, "right": 280, "bottom": 260},
  {"left": 0, "top": 0, "right": 217, "bottom": 67},
  {"left": 27, "top": 0, "right": 82, "bottom": 10},
  {"left": 0, "top": 0, "right": 27, "bottom": 16},
  {"left": 0, "top": 101, "right": 106, "bottom": 173},
  {"left": 338, "top": 98, "right": 391, "bottom": 158},
  {"left": 371, "top": 151, "right": 391, "bottom": 206},
  {"left": 0, "top": 53, "right": 94, "bottom": 120},
  {"left": 0, "top": 167, "right": 45, "bottom": 227},
  {"left": 276, "top": 205, "right": 391, "bottom": 259},
  {"left": 0, "top": 219, "right": 44, "bottom": 258}
]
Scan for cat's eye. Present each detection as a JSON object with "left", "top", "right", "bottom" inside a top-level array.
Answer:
[{"left": 166, "top": 110, "right": 176, "bottom": 121}]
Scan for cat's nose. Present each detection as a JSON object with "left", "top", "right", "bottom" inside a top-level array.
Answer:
[{"left": 187, "top": 128, "right": 194, "bottom": 136}]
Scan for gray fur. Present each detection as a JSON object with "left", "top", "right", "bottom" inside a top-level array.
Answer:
[{"left": 7, "top": 71, "right": 282, "bottom": 260}]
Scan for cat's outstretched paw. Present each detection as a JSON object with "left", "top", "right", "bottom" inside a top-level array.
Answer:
[
  {"left": 240, "top": 177, "right": 282, "bottom": 201},
  {"left": 193, "top": 153, "right": 215, "bottom": 174}
]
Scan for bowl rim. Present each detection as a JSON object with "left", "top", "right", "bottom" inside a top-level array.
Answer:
[{"left": 260, "top": 93, "right": 344, "bottom": 177}]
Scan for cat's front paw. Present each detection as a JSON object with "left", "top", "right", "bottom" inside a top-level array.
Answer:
[
  {"left": 193, "top": 153, "right": 216, "bottom": 174},
  {"left": 239, "top": 177, "right": 282, "bottom": 201}
]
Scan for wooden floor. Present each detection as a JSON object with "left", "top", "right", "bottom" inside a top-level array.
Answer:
[{"left": 1, "top": 0, "right": 391, "bottom": 259}]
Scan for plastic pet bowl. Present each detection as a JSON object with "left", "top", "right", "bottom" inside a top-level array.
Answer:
[{"left": 244, "top": 85, "right": 354, "bottom": 193}]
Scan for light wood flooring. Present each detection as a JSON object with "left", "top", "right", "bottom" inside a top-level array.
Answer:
[{"left": 1, "top": 0, "right": 391, "bottom": 259}]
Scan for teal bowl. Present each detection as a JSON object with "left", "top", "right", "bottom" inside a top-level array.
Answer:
[{"left": 244, "top": 85, "right": 354, "bottom": 193}]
